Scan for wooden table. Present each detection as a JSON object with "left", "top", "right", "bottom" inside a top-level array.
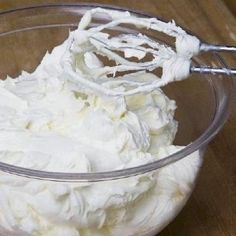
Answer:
[{"left": 0, "top": 1, "right": 235, "bottom": 235}]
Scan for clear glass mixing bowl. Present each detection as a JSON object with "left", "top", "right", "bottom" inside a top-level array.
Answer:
[{"left": 0, "top": 4, "right": 233, "bottom": 236}]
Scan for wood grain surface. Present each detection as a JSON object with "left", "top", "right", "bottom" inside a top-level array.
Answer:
[
  {"left": 224, "top": 0, "right": 236, "bottom": 14},
  {"left": 0, "top": 1, "right": 235, "bottom": 236}
]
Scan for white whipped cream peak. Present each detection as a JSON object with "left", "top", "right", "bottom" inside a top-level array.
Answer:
[{"left": 59, "top": 7, "right": 200, "bottom": 97}]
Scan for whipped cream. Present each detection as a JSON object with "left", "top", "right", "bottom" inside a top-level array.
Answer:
[
  {"left": 62, "top": 8, "right": 200, "bottom": 97},
  {"left": 0, "top": 8, "right": 202, "bottom": 236}
]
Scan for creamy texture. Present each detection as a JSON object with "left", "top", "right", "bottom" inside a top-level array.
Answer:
[
  {"left": 62, "top": 8, "right": 200, "bottom": 97},
  {"left": 0, "top": 8, "right": 202, "bottom": 236}
]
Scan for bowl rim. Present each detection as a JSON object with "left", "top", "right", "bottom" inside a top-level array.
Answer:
[{"left": 0, "top": 3, "right": 233, "bottom": 182}]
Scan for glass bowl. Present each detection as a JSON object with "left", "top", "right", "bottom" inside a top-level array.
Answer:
[{"left": 0, "top": 4, "right": 233, "bottom": 236}]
